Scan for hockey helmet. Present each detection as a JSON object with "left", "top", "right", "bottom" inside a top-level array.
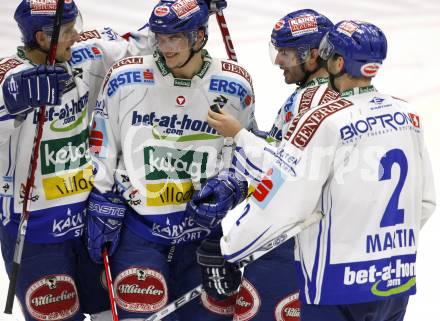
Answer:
[
  {"left": 15, "top": 0, "right": 80, "bottom": 47},
  {"left": 269, "top": 9, "right": 333, "bottom": 66},
  {"left": 149, "top": 0, "right": 209, "bottom": 34},
  {"left": 318, "top": 20, "right": 387, "bottom": 78},
  {"left": 148, "top": 0, "right": 209, "bottom": 53}
]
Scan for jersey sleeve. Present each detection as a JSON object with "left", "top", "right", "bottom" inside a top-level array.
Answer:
[
  {"left": 221, "top": 105, "right": 341, "bottom": 263},
  {"left": 420, "top": 134, "right": 436, "bottom": 228},
  {"left": 89, "top": 63, "right": 124, "bottom": 194},
  {"left": 0, "top": 58, "right": 28, "bottom": 144}
]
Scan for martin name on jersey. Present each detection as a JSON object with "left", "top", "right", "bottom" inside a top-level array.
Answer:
[{"left": 91, "top": 50, "right": 256, "bottom": 245}]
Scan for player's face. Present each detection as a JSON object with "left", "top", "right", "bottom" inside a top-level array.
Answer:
[
  {"left": 56, "top": 20, "right": 81, "bottom": 61},
  {"left": 41, "top": 19, "right": 81, "bottom": 62},
  {"left": 155, "top": 33, "right": 192, "bottom": 68},
  {"left": 274, "top": 49, "right": 304, "bottom": 84}
]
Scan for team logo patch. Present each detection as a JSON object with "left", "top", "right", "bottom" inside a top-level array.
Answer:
[
  {"left": 115, "top": 267, "right": 168, "bottom": 313},
  {"left": 337, "top": 21, "right": 360, "bottom": 37},
  {"left": 172, "top": 0, "right": 200, "bottom": 19},
  {"left": 201, "top": 292, "right": 235, "bottom": 315},
  {"left": 154, "top": 5, "right": 170, "bottom": 17},
  {"left": 274, "top": 292, "right": 301, "bottom": 321},
  {"left": 274, "top": 20, "right": 284, "bottom": 31},
  {"left": 233, "top": 278, "right": 261, "bottom": 321},
  {"left": 221, "top": 61, "right": 253, "bottom": 86},
  {"left": 25, "top": 274, "right": 79, "bottom": 321},
  {"left": 176, "top": 95, "right": 186, "bottom": 106},
  {"left": 361, "top": 62, "right": 381, "bottom": 77},
  {"left": 288, "top": 15, "right": 318, "bottom": 37},
  {"left": 103, "top": 57, "right": 144, "bottom": 89}
]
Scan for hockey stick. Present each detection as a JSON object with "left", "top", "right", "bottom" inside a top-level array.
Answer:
[
  {"left": 215, "top": 11, "right": 237, "bottom": 62},
  {"left": 143, "top": 211, "right": 324, "bottom": 321},
  {"left": 4, "top": 0, "right": 66, "bottom": 314},
  {"left": 102, "top": 248, "right": 119, "bottom": 321}
]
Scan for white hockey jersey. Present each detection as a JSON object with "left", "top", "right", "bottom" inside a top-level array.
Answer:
[
  {"left": 221, "top": 86, "right": 436, "bottom": 305},
  {"left": 0, "top": 28, "right": 152, "bottom": 243},
  {"left": 91, "top": 51, "right": 256, "bottom": 245},
  {"left": 233, "top": 77, "right": 339, "bottom": 186}
]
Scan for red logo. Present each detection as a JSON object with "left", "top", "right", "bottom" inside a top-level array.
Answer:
[
  {"left": 409, "top": 113, "right": 420, "bottom": 128},
  {"left": 233, "top": 278, "right": 260, "bottom": 321},
  {"left": 25, "top": 274, "right": 79, "bottom": 321},
  {"left": 0, "top": 58, "right": 23, "bottom": 83},
  {"left": 172, "top": 0, "right": 200, "bottom": 18},
  {"left": 91, "top": 46, "right": 102, "bottom": 55},
  {"left": 90, "top": 120, "right": 104, "bottom": 154},
  {"left": 144, "top": 69, "right": 154, "bottom": 80},
  {"left": 176, "top": 95, "right": 186, "bottom": 106},
  {"left": 274, "top": 292, "right": 301, "bottom": 321},
  {"left": 289, "top": 15, "right": 318, "bottom": 36},
  {"left": 115, "top": 267, "right": 167, "bottom": 312},
  {"left": 274, "top": 20, "right": 284, "bottom": 31},
  {"left": 201, "top": 292, "right": 235, "bottom": 315},
  {"left": 253, "top": 168, "right": 273, "bottom": 202},
  {"left": 244, "top": 95, "right": 253, "bottom": 107},
  {"left": 361, "top": 63, "right": 381, "bottom": 77},
  {"left": 285, "top": 111, "right": 293, "bottom": 123},
  {"left": 154, "top": 5, "right": 170, "bottom": 17},
  {"left": 78, "top": 30, "right": 101, "bottom": 43}
]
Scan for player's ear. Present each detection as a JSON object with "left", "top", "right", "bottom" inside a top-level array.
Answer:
[
  {"left": 35, "top": 30, "right": 49, "bottom": 49},
  {"left": 307, "top": 48, "right": 320, "bottom": 68},
  {"left": 194, "top": 28, "right": 206, "bottom": 50}
]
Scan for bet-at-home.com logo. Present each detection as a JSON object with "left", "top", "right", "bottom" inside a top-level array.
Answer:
[
  {"left": 144, "top": 146, "right": 209, "bottom": 181},
  {"left": 40, "top": 128, "right": 90, "bottom": 175}
]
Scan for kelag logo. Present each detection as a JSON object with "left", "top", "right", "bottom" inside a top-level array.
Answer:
[
  {"left": 144, "top": 146, "right": 208, "bottom": 180},
  {"left": 40, "top": 128, "right": 90, "bottom": 175}
]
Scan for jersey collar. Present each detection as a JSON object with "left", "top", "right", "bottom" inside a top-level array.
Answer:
[{"left": 341, "top": 85, "right": 377, "bottom": 98}]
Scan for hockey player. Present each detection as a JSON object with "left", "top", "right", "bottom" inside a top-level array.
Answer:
[
  {"left": 196, "top": 20, "right": 436, "bottom": 321},
  {"left": 88, "top": 0, "right": 254, "bottom": 320},
  {"left": 190, "top": 10, "right": 337, "bottom": 321},
  {"left": 0, "top": 1, "right": 152, "bottom": 320}
]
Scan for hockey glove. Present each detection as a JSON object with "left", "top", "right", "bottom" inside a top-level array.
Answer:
[
  {"left": 197, "top": 238, "right": 242, "bottom": 300},
  {"left": 2, "top": 65, "right": 69, "bottom": 115},
  {"left": 86, "top": 188, "right": 127, "bottom": 263},
  {"left": 204, "top": 0, "right": 227, "bottom": 15},
  {"left": 187, "top": 171, "right": 248, "bottom": 228}
]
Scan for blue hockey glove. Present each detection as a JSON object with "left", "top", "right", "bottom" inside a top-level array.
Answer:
[
  {"left": 197, "top": 238, "right": 242, "bottom": 300},
  {"left": 86, "top": 188, "right": 127, "bottom": 263},
  {"left": 187, "top": 171, "right": 248, "bottom": 228},
  {"left": 2, "top": 65, "right": 69, "bottom": 115},
  {"left": 204, "top": 0, "right": 227, "bottom": 15}
]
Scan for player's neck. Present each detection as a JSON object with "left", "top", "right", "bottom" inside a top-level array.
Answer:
[
  {"left": 339, "top": 76, "right": 372, "bottom": 92},
  {"left": 306, "top": 67, "right": 328, "bottom": 83},
  {"left": 25, "top": 49, "right": 48, "bottom": 65},
  {"left": 171, "top": 52, "right": 203, "bottom": 79}
]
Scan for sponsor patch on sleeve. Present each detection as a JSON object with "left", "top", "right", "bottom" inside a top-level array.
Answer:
[{"left": 0, "top": 58, "right": 23, "bottom": 83}]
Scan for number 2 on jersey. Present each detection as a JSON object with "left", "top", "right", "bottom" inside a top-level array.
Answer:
[{"left": 378, "top": 148, "right": 408, "bottom": 228}]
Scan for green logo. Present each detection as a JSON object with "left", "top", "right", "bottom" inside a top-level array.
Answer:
[
  {"left": 144, "top": 146, "right": 209, "bottom": 180},
  {"left": 174, "top": 78, "right": 191, "bottom": 87},
  {"left": 371, "top": 277, "right": 416, "bottom": 297},
  {"left": 40, "top": 128, "right": 90, "bottom": 175}
]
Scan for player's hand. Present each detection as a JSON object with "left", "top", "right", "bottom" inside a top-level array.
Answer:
[
  {"left": 186, "top": 171, "right": 248, "bottom": 228},
  {"left": 85, "top": 189, "right": 127, "bottom": 263},
  {"left": 207, "top": 108, "right": 243, "bottom": 138},
  {"left": 197, "top": 238, "right": 242, "bottom": 300},
  {"left": 2, "top": 65, "right": 69, "bottom": 115},
  {"left": 204, "top": 0, "right": 227, "bottom": 15}
]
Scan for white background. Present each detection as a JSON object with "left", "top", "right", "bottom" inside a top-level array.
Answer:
[{"left": 0, "top": 0, "right": 439, "bottom": 320}]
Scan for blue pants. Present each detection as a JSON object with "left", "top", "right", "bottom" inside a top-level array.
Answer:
[
  {"left": 0, "top": 227, "right": 109, "bottom": 321},
  {"left": 234, "top": 239, "right": 300, "bottom": 320},
  {"left": 111, "top": 226, "right": 234, "bottom": 320},
  {"left": 301, "top": 296, "right": 409, "bottom": 321}
]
